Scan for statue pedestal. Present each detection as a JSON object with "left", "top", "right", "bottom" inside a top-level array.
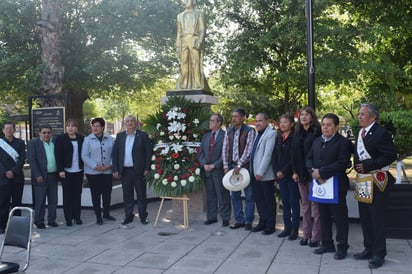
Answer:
[{"left": 161, "top": 89, "right": 218, "bottom": 105}]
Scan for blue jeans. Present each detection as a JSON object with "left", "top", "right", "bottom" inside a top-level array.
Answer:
[
  {"left": 279, "top": 177, "right": 300, "bottom": 230},
  {"left": 231, "top": 183, "right": 254, "bottom": 224}
]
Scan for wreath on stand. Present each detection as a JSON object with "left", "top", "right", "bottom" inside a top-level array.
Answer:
[{"left": 143, "top": 96, "right": 212, "bottom": 196}]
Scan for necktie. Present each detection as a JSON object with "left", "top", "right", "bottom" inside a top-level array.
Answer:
[
  {"left": 361, "top": 128, "right": 366, "bottom": 139},
  {"left": 209, "top": 132, "right": 215, "bottom": 161}
]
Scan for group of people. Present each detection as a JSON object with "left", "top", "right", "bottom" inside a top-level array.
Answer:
[
  {"left": 0, "top": 103, "right": 396, "bottom": 269},
  {"left": 199, "top": 103, "right": 396, "bottom": 269},
  {"left": 0, "top": 115, "right": 152, "bottom": 235}
]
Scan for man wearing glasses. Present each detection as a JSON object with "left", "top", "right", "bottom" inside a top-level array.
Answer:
[
  {"left": 199, "top": 114, "right": 231, "bottom": 226},
  {"left": 28, "top": 125, "right": 59, "bottom": 229}
]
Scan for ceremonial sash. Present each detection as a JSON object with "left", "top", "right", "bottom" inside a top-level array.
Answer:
[
  {"left": 0, "top": 138, "right": 19, "bottom": 163},
  {"left": 355, "top": 131, "right": 389, "bottom": 203}
]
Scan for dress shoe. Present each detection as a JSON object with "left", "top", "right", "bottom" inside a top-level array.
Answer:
[
  {"left": 244, "top": 224, "right": 252, "bottom": 231},
  {"left": 230, "top": 223, "right": 245, "bottom": 229},
  {"left": 299, "top": 238, "right": 308, "bottom": 246},
  {"left": 204, "top": 219, "right": 218, "bottom": 225},
  {"left": 368, "top": 256, "right": 385, "bottom": 269},
  {"left": 262, "top": 228, "right": 275, "bottom": 235},
  {"left": 96, "top": 217, "right": 103, "bottom": 225},
  {"left": 36, "top": 223, "right": 46, "bottom": 229},
  {"left": 48, "top": 222, "right": 59, "bottom": 227},
  {"left": 66, "top": 221, "right": 73, "bottom": 227},
  {"left": 334, "top": 249, "right": 347, "bottom": 260},
  {"left": 103, "top": 215, "right": 116, "bottom": 221},
  {"left": 251, "top": 224, "right": 265, "bottom": 232},
  {"left": 288, "top": 230, "right": 298, "bottom": 241},
  {"left": 0, "top": 228, "right": 5, "bottom": 234},
  {"left": 222, "top": 220, "right": 230, "bottom": 227},
  {"left": 353, "top": 249, "right": 372, "bottom": 260},
  {"left": 74, "top": 219, "right": 83, "bottom": 225},
  {"left": 309, "top": 240, "right": 320, "bottom": 248},
  {"left": 121, "top": 217, "right": 134, "bottom": 225},
  {"left": 313, "top": 245, "right": 336, "bottom": 255},
  {"left": 140, "top": 218, "right": 149, "bottom": 224},
  {"left": 277, "top": 229, "right": 291, "bottom": 238}
]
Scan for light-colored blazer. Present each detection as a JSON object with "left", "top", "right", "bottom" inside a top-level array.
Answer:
[
  {"left": 251, "top": 126, "right": 276, "bottom": 181},
  {"left": 81, "top": 133, "right": 113, "bottom": 175}
]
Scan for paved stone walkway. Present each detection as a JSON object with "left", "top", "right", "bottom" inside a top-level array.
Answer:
[{"left": 1, "top": 200, "right": 411, "bottom": 274}]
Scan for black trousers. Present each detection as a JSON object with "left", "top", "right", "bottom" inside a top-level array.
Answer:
[
  {"left": 86, "top": 174, "right": 112, "bottom": 217},
  {"left": 121, "top": 168, "right": 147, "bottom": 220},
  {"left": 61, "top": 171, "right": 83, "bottom": 223},
  {"left": 252, "top": 178, "right": 276, "bottom": 230},
  {"left": 0, "top": 179, "right": 24, "bottom": 228},
  {"left": 319, "top": 189, "right": 349, "bottom": 248},
  {"left": 358, "top": 183, "right": 389, "bottom": 258}
]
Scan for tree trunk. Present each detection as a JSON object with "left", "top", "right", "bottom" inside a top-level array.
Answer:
[
  {"left": 37, "top": 0, "right": 64, "bottom": 94},
  {"left": 66, "top": 89, "right": 89, "bottom": 134}
]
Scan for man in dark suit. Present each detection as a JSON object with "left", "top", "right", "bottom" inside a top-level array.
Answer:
[
  {"left": 113, "top": 115, "right": 152, "bottom": 225},
  {"left": 306, "top": 113, "right": 353, "bottom": 260},
  {"left": 199, "top": 114, "right": 231, "bottom": 226},
  {"left": 28, "top": 124, "right": 58, "bottom": 229},
  {"left": 0, "top": 122, "right": 26, "bottom": 234},
  {"left": 353, "top": 103, "right": 397, "bottom": 269}
]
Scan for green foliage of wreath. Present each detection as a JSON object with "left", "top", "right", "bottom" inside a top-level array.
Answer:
[{"left": 143, "top": 96, "right": 212, "bottom": 196}]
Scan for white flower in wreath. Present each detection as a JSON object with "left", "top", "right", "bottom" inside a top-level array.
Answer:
[
  {"left": 171, "top": 143, "right": 183, "bottom": 153},
  {"left": 154, "top": 173, "right": 160, "bottom": 179},
  {"left": 181, "top": 180, "right": 187, "bottom": 186},
  {"left": 181, "top": 135, "right": 187, "bottom": 141},
  {"left": 156, "top": 123, "right": 161, "bottom": 130},
  {"left": 193, "top": 133, "right": 198, "bottom": 138},
  {"left": 166, "top": 109, "right": 178, "bottom": 120},
  {"left": 151, "top": 155, "right": 156, "bottom": 161},
  {"left": 160, "top": 146, "right": 170, "bottom": 156},
  {"left": 162, "top": 179, "right": 168, "bottom": 185},
  {"left": 188, "top": 176, "right": 195, "bottom": 182},
  {"left": 173, "top": 175, "right": 179, "bottom": 181},
  {"left": 174, "top": 164, "right": 180, "bottom": 170},
  {"left": 174, "top": 133, "right": 181, "bottom": 140},
  {"left": 169, "top": 135, "right": 174, "bottom": 140},
  {"left": 160, "top": 131, "right": 165, "bottom": 136},
  {"left": 176, "top": 112, "right": 186, "bottom": 120},
  {"left": 151, "top": 164, "right": 156, "bottom": 170},
  {"left": 195, "top": 168, "right": 201, "bottom": 175},
  {"left": 171, "top": 181, "right": 177, "bottom": 188},
  {"left": 168, "top": 121, "right": 186, "bottom": 133},
  {"left": 187, "top": 147, "right": 197, "bottom": 154},
  {"left": 193, "top": 118, "right": 199, "bottom": 125}
]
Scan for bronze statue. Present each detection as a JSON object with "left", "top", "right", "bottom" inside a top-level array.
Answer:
[{"left": 176, "top": 0, "right": 209, "bottom": 91}]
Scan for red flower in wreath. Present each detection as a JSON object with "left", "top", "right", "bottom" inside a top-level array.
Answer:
[{"left": 172, "top": 153, "right": 179, "bottom": 159}]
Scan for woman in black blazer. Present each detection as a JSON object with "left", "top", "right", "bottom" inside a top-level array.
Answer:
[
  {"left": 55, "top": 119, "right": 84, "bottom": 226},
  {"left": 274, "top": 113, "right": 300, "bottom": 240}
]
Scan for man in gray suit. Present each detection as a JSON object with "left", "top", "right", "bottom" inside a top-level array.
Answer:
[
  {"left": 250, "top": 113, "right": 277, "bottom": 235},
  {"left": 199, "top": 114, "right": 231, "bottom": 226},
  {"left": 28, "top": 124, "right": 58, "bottom": 229},
  {"left": 113, "top": 115, "right": 152, "bottom": 225}
]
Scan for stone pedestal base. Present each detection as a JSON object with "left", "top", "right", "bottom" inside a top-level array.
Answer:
[{"left": 161, "top": 89, "right": 218, "bottom": 105}]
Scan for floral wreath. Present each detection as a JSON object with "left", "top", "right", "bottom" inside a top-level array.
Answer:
[{"left": 143, "top": 96, "right": 212, "bottom": 196}]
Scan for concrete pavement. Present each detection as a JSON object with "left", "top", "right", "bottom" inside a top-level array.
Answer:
[{"left": 1, "top": 199, "right": 411, "bottom": 274}]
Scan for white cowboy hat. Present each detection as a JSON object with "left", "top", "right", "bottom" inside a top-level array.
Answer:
[{"left": 222, "top": 168, "right": 250, "bottom": 191}]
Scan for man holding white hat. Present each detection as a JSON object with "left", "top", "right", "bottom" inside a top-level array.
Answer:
[{"left": 222, "top": 108, "right": 256, "bottom": 230}]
